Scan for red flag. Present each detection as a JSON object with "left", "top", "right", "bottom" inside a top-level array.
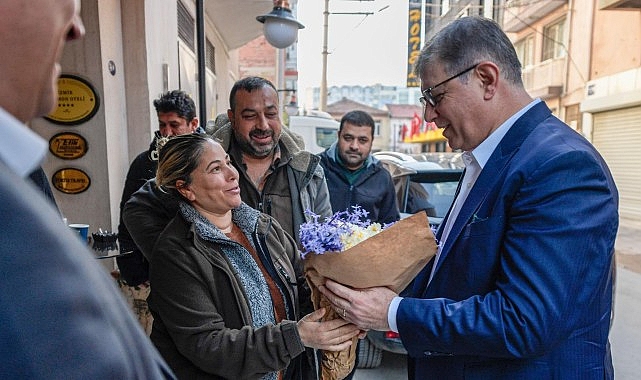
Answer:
[
  {"left": 410, "top": 112, "right": 421, "bottom": 138},
  {"left": 400, "top": 123, "right": 408, "bottom": 141}
]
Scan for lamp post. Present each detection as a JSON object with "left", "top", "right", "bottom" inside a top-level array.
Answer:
[
  {"left": 258, "top": 1, "right": 304, "bottom": 124},
  {"left": 320, "top": 0, "right": 330, "bottom": 111},
  {"left": 196, "top": 0, "right": 206, "bottom": 124},
  {"left": 257, "top": 0, "right": 305, "bottom": 49}
]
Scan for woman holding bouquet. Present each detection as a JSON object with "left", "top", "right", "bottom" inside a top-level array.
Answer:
[{"left": 149, "top": 134, "right": 360, "bottom": 380}]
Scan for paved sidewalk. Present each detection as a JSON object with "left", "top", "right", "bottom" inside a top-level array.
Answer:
[
  {"left": 610, "top": 266, "right": 641, "bottom": 379},
  {"left": 615, "top": 223, "right": 641, "bottom": 274}
]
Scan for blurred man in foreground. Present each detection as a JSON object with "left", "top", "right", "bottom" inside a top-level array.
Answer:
[{"left": 0, "top": 1, "right": 173, "bottom": 378}]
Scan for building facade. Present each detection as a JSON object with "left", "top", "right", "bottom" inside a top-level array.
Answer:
[
  {"left": 306, "top": 84, "right": 422, "bottom": 111},
  {"left": 503, "top": 0, "right": 641, "bottom": 226},
  {"left": 387, "top": 104, "right": 427, "bottom": 153},
  {"left": 402, "top": 0, "right": 641, "bottom": 226},
  {"left": 579, "top": 0, "right": 641, "bottom": 227}
]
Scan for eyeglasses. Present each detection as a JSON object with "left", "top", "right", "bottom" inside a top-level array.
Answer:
[{"left": 419, "top": 63, "right": 479, "bottom": 108}]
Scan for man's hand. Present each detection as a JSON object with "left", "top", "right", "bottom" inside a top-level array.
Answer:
[{"left": 320, "top": 280, "right": 397, "bottom": 331}]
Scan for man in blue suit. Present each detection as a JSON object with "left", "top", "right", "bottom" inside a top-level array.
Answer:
[
  {"left": 321, "top": 16, "right": 618, "bottom": 379},
  {"left": 0, "top": 1, "right": 173, "bottom": 378}
]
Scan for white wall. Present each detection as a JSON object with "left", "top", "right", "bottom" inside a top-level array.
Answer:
[
  {"left": 31, "top": 0, "right": 115, "bottom": 235},
  {"left": 100, "top": 0, "right": 130, "bottom": 235}
]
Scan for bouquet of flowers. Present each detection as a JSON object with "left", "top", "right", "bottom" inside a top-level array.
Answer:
[{"left": 300, "top": 206, "right": 436, "bottom": 380}]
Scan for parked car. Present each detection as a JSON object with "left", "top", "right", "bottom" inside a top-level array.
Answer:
[
  {"left": 287, "top": 111, "right": 339, "bottom": 154},
  {"left": 356, "top": 151, "right": 464, "bottom": 368}
]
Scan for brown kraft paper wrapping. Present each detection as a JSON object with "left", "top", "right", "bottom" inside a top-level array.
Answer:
[{"left": 304, "top": 212, "right": 436, "bottom": 380}]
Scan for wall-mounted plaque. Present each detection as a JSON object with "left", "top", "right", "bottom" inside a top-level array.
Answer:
[
  {"left": 45, "top": 74, "right": 100, "bottom": 125},
  {"left": 49, "top": 132, "right": 88, "bottom": 160},
  {"left": 52, "top": 168, "right": 91, "bottom": 194}
]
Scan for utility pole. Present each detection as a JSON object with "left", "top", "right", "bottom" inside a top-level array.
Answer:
[
  {"left": 319, "top": 0, "right": 376, "bottom": 111},
  {"left": 320, "top": 0, "right": 330, "bottom": 111}
]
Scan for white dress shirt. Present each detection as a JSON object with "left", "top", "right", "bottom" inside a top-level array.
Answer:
[
  {"left": 427, "top": 152, "right": 481, "bottom": 284},
  {"left": 0, "top": 107, "right": 47, "bottom": 178}
]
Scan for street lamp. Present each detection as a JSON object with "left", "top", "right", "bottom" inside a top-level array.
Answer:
[{"left": 257, "top": 0, "right": 305, "bottom": 49}]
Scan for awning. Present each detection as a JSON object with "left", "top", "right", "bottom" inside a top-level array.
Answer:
[
  {"left": 204, "top": 0, "right": 273, "bottom": 50},
  {"left": 403, "top": 128, "right": 446, "bottom": 143}
]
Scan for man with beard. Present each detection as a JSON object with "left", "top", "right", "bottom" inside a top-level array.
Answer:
[
  {"left": 211, "top": 76, "right": 333, "bottom": 245},
  {"left": 319, "top": 110, "right": 399, "bottom": 225}
]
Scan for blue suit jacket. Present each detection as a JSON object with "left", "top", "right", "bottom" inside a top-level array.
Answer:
[
  {"left": 398, "top": 102, "right": 618, "bottom": 379},
  {"left": 0, "top": 161, "right": 174, "bottom": 379}
]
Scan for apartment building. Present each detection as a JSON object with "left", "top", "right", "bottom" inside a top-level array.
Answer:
[
  {"left": 505, "top": 0, "right": 641, "bottom": 226},
  {"left": 579, "top": 0, "right": 641, "bottom": 227},
  {"left": 423, "top": 0, "right": 640, "bottom": 226}
]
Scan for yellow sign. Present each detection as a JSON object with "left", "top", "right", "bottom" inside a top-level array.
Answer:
[
  {"left": 406, "top": 0, "right": 422, "bottom": 87},
  {"left": 404, "top": 128, "right": 446, "bottom": 143},
  {"left": 49, "top": 132, "right": 88, "bottom": 160},
  {"left": 45, "top": 74, "right": 99, "bottom": 125},
  {"left": 52, "top": 168, "right": 91, "bottom": 194}
]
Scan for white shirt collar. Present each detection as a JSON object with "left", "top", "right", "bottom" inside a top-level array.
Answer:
[
  {"left": 0, "top": 107, "right": 48, "bottom": 178},
  {"left": 471, "top": 98, "right": 541, "bottom": 169}
]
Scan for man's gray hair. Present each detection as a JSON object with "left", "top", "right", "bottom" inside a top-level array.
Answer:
[{"left": 414, "top": 16, "right": 523, "bottom": 86}]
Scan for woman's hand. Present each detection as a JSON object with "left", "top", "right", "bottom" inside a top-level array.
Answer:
[{"left": 297, "top": 308, "right": 362, "bottom": 351}]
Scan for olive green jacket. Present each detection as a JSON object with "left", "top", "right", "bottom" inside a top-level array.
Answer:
[
  {"left": 149, "top": 203, "right": 313, "bottom": 380},
  {"left": 211, "top": 121, "right": 333, "bottom": 245}
]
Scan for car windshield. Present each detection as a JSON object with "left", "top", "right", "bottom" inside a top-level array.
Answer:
[
  {"left": 405, "top": 179, "right": 459, "bottom": 218},
  {"left": 375, "top": 152, "right": 463, "bottom": 225},
  {"left": 315, "top": 127, "right": 338, "bottom": 149}
]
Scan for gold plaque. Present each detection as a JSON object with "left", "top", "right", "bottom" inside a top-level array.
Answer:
[
  {"left": 49, "top": 132, "right": 88, "bottom": 160},
  {"left": 52, "top": 168, "right": 91, "bottom": 194},
  {"left": 45, "top": 74, "right": 100, "bottom": 125}
]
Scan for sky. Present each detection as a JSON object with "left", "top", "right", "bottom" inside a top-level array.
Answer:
[{"left": 295, "top": 0, "right": 410, "bottom": 97}]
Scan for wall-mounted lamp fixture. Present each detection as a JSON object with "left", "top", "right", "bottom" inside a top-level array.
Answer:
[{"left": 256, "top": 0, "right": 305, "bottom": 49}]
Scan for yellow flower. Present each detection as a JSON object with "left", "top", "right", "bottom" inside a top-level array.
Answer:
[{"left": 340, "top": 222, "right": 384, "bottom": 250}]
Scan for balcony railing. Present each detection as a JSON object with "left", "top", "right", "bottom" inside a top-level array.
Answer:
[
  {"left": 522, "top": 56, "right": 566, "bottom": 98},
  {"left": 503, "top": 0, "right": 567, "bottom": 32},
  {"left": 600, "top": 0, "right": 641, "bottom": 9}
]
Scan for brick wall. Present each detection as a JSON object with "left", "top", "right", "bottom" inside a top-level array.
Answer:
[{"left": 238, "top": 36, "right": 277, "bottom": 83}]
